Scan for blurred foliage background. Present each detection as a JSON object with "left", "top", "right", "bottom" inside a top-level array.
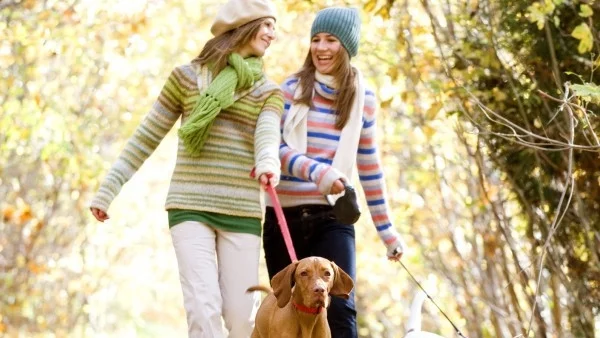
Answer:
[{"left": 1, "top": 0, "right": 600, "bottom": 337}]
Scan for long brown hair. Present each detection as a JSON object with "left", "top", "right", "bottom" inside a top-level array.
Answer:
[
  {"left": 193, "top": 18, "right": 267, "bottom": 76},
  {"left": 294, "top": 48, "right": 356, "bottom": 129}
]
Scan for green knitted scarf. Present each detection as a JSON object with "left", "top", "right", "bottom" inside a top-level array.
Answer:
[{"left": 179, "top": 53, "right": 264, "bottom": 156}]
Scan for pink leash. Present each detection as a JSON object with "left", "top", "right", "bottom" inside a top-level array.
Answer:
[
  {"left": 251, "top": 170, "right": 297, "bottom": 262},
  {"left": 265, "top": 181, "right": 298, "bottom": 262}
]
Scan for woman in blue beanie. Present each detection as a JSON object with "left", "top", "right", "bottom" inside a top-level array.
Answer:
[{"left": 262, "top": 6, "right": 406, "bottom": 337}]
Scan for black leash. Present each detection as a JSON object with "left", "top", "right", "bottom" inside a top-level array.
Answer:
[{"left": 397, "top": 257, "right": 468, "bottom": 338}]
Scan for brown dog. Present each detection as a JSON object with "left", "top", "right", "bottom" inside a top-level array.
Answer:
[{"left": 248, "top": 256, "right": 354, "bottom": 338}]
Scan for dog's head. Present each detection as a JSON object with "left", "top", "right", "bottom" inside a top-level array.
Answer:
[{"left": 271, "top": 256, "right": 354, "bottom": 309}]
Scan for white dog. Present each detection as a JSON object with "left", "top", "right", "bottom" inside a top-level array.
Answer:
[{"left": 404, "top": 290, "right": 445, "bottom": 338}]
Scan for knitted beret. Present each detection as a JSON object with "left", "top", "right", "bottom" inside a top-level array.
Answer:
[
  {"left": 211, "top": 0, "right": 277, "bottom": 37},
  {"left": 310, "top": 7, "right": 361, "bottom": 57}
]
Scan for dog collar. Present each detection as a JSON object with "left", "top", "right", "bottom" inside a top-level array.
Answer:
[{"left": 292, "top": 302, "right": 323, "bottom": 314}]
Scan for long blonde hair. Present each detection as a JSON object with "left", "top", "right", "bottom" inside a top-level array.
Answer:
[
  {"left": 294, "top": 48, "right": 356, "bottom": 129},
  {"left": 193, "top": 18, "right": 267, "bottom": 76}
]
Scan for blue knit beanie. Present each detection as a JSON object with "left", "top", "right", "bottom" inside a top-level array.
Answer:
[{"left": 310, "top": 7, "right": 361, "bottom": 57}]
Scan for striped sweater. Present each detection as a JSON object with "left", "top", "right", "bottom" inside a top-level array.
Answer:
[
  {"left": 91, "top": 62, "right": 284, "bottom": 223},
  {"left": 272, "top": 76, "right": 401, "bottom": 250}
]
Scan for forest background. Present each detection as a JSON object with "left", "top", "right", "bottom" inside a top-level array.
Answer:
[{"left": 1, "top": 0, "right": 600, "bottom": 337}]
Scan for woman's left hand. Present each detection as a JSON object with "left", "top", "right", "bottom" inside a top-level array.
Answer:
[
  {"left": 387, "top": 238, "right": 406, "bottom": 262},
  {"left": 387, "top": 246, "right": 403, "bottom": 261}
]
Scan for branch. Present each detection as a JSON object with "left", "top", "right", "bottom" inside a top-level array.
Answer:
[
  {"left": 0, "top": 0, "right": 19, "bottom": 11},
  {"left": 526, "top": 84, "right": 576, "bottom": 336},
  {"left": 463, "top": 90, "right": 600, "bottom": 151}
]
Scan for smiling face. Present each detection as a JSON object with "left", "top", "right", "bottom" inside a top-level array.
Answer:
[
  {"left": 310, "top": 33, "right": 343, "bottom": 74},
  {"left": 238, "top": 17, "right": 276, "bottom": 57}
]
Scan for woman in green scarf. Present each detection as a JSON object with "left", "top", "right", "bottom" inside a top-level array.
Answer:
[{"left": 89, "top": 1, "right": 283, "bottom": 337}]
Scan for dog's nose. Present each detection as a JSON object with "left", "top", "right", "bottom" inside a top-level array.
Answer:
[{"left": 314, "top": 286, "right": 325, "bottom": 294}]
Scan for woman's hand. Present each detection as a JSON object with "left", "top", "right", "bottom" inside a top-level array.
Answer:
[
  {"left": 329, "top": 179, "right": 345, "bottom": 195},
  {"left": 90, "top": 207, "right": 109, "bottom": 222},
  {"left": 386, "top": 236, "right": 406, "bottom": 262},
  {"left": 387, "top": 245, "right": 404, "bottom": 262},
  {"left": 259, "top": 172, "right": 278, "bottom": 188}
]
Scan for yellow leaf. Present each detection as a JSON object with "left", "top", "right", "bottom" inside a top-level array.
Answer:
[
  {"left": 364, "top": 0, "right": 378, "bottom": 13},
  {"left": 571, "top": 23, "right": 593, "bottom": 54},
  {"left": 527, "top": 0, "right": 556, "bottom": 30},
  {"left": 38, "top": 10, "right": 51, "bottom": 21},
  {"left": 23, "top": 0, "right": 35, "bottom": 9},
  {"left": 375, "top": 5, "right": 391, "bottom": 19},
  {"left": 579, "top": 4, "right": 593, "bottom": 18},
  {"left": 387, "top": 66, "right": 399, "bottom": 81},
  {"left": 526, "top": 4, "right": 546, "bottom": 30},
  {"left": 426, "top": 102, "right": 443, "bottom": 120},
  {"left": 28, "top": 261, "right": 48, "bottom": 274},
  {"left": 541, "top": 0, "right": 556, "bottom": 13},
  {"left": 18, "top": 204, "right": 33, "bottom": 224},
  {"left": 422, "top": 125, "right": 436, "bottom": 140},
  {"left": 2, "top": 205, "right": 15, "bottom": 221},
  {"left": 380, "top": 98, "right": 393, "bottom": 109},
  {"left": 492, "top": 87, "right": 508, "bottom": 101}
]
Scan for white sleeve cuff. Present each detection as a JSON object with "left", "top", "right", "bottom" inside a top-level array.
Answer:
[{"left": 317, "top": 167, "right": 347, "bottom": 195}]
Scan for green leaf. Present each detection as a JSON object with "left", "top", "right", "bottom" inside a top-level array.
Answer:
[
  {"left": 571, "top": 83, "right": 600, "bottom": 102},
  {"left": 564, "top": 71, "right": 584, "bottom": 82}
]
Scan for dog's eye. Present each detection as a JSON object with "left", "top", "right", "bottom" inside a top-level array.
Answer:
[
  {"left": 300, "top": 271, "right": 308, "bottom": 276},
  {"left": 324, "top": 271, "right": 331, "bottom": 277}
]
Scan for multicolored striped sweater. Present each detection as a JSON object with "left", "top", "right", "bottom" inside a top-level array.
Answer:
[
  {"left": 91, "top": 62, "right": 284, "bottom": 224},
  {"left": 272, "top": 76, "right": 402, "bottom": 251}
]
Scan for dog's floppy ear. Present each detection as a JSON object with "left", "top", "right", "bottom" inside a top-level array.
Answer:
[
  {"left": 271, "top": 261, "right": 299, "bottom": 308},
  {"left": 329, "top": 261, "right": 354, "bottom": 299}
]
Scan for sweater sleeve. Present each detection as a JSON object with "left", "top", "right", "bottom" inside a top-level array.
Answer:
[
  {"left": 253, "top": 89, "right": 284, "bottom": 186},
  {"left": 90, "top": 68, "right": 185, "bottom": 212},
  {"left": 357, "top": 90, "right": 404, "bottom": 254},
  {"left": 278, "top": 78, "right": 345, "bottom": 194}
]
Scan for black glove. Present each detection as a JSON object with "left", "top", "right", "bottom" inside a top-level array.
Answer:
[{"left": 328, "top": 182, "right": 361, "bottom": 224}]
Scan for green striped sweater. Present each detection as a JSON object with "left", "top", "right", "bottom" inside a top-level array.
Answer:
[{"left": 91, "top": 62, "right": 284, "bottom": 221}]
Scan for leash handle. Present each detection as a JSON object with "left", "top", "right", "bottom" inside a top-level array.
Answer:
[{"left": 264, "top": 175, "right": 298, "bottom": 262}]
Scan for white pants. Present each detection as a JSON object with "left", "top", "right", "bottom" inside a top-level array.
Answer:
[{"left": 170, "top": 221, "right": 261, "bottom": 338}]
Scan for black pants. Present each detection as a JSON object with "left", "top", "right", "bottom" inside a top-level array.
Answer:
[{"left": 262, "top": 205, "right": 358, "bottom": 338}]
